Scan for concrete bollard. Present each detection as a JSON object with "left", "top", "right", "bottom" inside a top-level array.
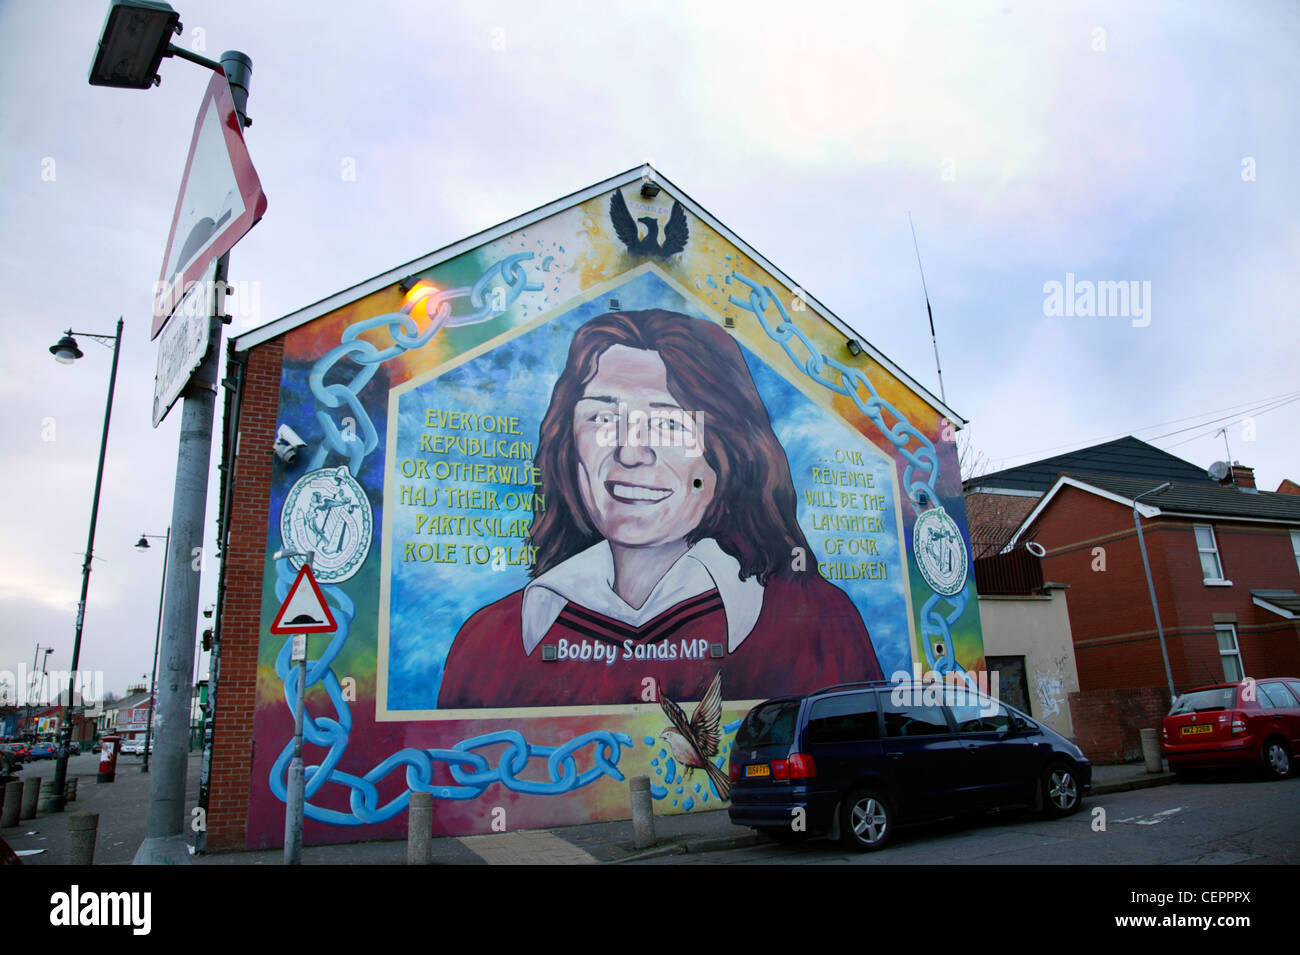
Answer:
[
  {"left": 1140, "top": 727, "right": 1163, "bottom": 773},
  {"left": 68, "top": 812, "right": 98, "bottom": 865},
  {"left": 64, "top": 778, "right": 78, "bottom": 803},
  {"left": 407, "top": 791, "right": 433, "bottom": 865},
  {"left": 1, "top": 781, "right": 21, "bottom": 827},
  {"left": 20, "top": 778, "right": 40, "bottom": 820},
  {"left": 38, "top": 778, "right": 61, "bottom": 813},
  {"left": 630, "top": 775, "right": 656, "bottom": 849}
]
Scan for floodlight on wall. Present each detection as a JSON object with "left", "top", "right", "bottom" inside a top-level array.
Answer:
[
  {"left": 88, "top": 0, "right": 183, "bottom": 89},
  {"left": 846, "top": 339, "right": 863, "bottom": 357},
  {"left": 640, "top": 181, "right": 661, "bottom": 199}
]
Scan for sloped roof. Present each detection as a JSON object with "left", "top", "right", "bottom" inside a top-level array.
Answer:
[
  {"left": 230, "top": 164, "right": 962, "bottom": 426},
  {"left": 966, "top": 436, "right": 1213, "bottom": 494},
  {"left": 1007, "top": 473, "right": 1300, "bottom": 548},
  {"left": 111, "top": 691, "right": 152, "bottom": 712},
  {"left": 1058, "top": 473, "right": 1300, "bottom": 522}
]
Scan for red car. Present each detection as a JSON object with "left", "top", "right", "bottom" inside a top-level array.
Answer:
[{"left": 1162, "top": 678, "right": 1300, "bottom": 780}]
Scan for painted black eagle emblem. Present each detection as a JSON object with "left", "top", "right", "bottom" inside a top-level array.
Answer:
[{"left": 610, "top": 189, "right": 688, "bottom": 258}]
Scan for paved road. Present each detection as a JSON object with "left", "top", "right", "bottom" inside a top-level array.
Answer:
[
  {"left": 634, "top": 774, "right": 1300, "bottom": 865},
  {"left": 4, "top": 752, "right": 201, "bottom": 865}
]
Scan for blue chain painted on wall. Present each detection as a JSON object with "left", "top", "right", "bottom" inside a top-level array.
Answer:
[
  {"left": 305, "top": 252, "right": 543, "bottom": 474},
  {"left": 267, "top": 558, "right": 635, "bottom": 825},
  {"left": 727, "top": 272, "right": 973, "bottom": 680},
  {"left": 269, "top": 254, "right": 633, "bottom": 826}
]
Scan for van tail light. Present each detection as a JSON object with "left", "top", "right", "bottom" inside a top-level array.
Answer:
[
  {"left": 728, "top": 761, "right": 739, "bottom": 782},
  {"left": 771, "top": 753, "right": 818, "bottom": 780},
  {"left": 787, "top": 753, "right": 817, "bottom": 779}
]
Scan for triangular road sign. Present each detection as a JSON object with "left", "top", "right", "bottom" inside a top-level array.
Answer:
[
  {"left": 152, "top": 69, "right": 268, "bottom": 339},
  {"left": 269, "top": 564, "right": 338, "bottom": 634}
]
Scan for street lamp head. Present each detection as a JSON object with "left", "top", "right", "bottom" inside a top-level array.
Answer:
[
  {"left": 88, "top": 0, "right": 182, "bottom": 90},
  {"left": 135, "top": 535, "right": 151, "bottom": 550},
  {"left": 1134, "top": 481, "right": 1172, "bottom": 505},
  {"left": 49, "top": 333, "right": 83, "bottom": 364}
]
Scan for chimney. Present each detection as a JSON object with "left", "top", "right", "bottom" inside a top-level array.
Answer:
[{"left": 1229, "top": 463, "right": 1256, "bottom": 489}]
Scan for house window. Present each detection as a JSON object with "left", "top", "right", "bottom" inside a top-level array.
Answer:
[
  {"left": 1292, "top": 529, "right": 1300, "bottom": 575},
  {"left": 1215, "top": 624, "right": 1243, "bottom": 682},
  {"left": 1195, "top": 524, "right": 1224, "bottom": 581}
]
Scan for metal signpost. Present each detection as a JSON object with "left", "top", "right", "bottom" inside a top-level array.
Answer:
[
  {"left": 85, "top": 2, "right": 266, "bottom": 863},
  {"left": 268, "top": 559, "right": 337, "bottom": 864}
]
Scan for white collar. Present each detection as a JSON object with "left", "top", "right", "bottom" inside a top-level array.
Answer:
[{"left": 520, "top": 538, "right": 764, "bottom": 655}]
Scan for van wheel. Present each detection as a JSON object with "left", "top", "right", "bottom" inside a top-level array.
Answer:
[
  {"left": 1042, "top": 762, "right": 1081, "bottom": 817},
  {"left": 1261, "top": 738, "right": 1291, "bottom": 780},
  {"left": 840, "top": 787, "right": 893, "bottom": 851}
]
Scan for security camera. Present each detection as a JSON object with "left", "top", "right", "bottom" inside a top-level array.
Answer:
[{"left": 273, "top": 424, "right": 307, "bottom": 465}]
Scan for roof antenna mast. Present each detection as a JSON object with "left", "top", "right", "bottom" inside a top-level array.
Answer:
[
  {"left": 908, "top": 212, "right": 947, "bottom": 405},
  {"left": 1215, "top": 427, "right": 1235, "bottom": 484}
]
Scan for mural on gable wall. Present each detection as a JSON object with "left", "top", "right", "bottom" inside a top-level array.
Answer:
[{"left": 248, "top": 177, "right": 985, "bottom": 847}]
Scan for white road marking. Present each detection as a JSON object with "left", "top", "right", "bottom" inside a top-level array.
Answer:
[{"left": 1112, "top": 806, "right": 1186, "bottom": 826}]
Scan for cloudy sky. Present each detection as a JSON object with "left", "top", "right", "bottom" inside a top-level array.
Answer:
[{"left": 1, "top": 0, "right": 1296, "bottom": 702}]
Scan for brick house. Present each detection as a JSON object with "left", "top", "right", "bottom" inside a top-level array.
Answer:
[{"left": 1005, "top": 469, "right": 1300, "bottom": 761}]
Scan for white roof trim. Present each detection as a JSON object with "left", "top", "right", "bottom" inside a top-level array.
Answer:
[
  {"left": 1007, "top": 475, "right": 1300, "bottom": 547},
  {"left": 1006, "top": 476, "right": 1159, "bottom": 548},
  {"left": 1155, "top": 511, "right": 1300, "bottom": 526},
  {"left": 966, "top": 486, "right": 1043, "bottom": 498},
  {"left": 231, "top": 164, "right": 963, "bottom": 425},
  {"left": 1252, "top": 595, "right": 1297, "bottom": 620}
]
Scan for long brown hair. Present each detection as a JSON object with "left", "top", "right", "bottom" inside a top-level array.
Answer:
[{"left": 529, "top": 309, "right": 810, "bottom": 584}]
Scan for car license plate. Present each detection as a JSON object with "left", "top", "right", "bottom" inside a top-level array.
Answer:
[
  {"left": 745, "top": 764, "right": 770, "bottom": 778},
  {"left": 1181, "top": 724, "right": 1213, "bottom": 736}
]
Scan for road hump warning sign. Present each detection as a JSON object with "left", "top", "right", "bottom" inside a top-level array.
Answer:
[{"left": 269, "top": 564, "right": 338, "bottom": 634}]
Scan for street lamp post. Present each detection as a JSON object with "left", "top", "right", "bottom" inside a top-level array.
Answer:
[
  {"left": 1132, "top": 482, "right": 1177, "bottom": 700},
  {"left": 87, "top": 1, "right": 257, "bottom": 867},
  {"left": 135, "top": 529, "right": 171, "bottom": 771},
  {"left": 26, "top": 645, "right": 52, "bottom": 736},
  {"left": 49, "top": 318, "right": 124, "bottom": 812}
]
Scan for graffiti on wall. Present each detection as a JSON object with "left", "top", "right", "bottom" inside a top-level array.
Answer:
[{"left": 249, "top": 178, "right": 984, "bottom": 845}]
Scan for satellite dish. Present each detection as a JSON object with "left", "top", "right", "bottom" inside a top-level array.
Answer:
[{"left": 1208, "top": 461, "right": 1231, "bottom": 483}]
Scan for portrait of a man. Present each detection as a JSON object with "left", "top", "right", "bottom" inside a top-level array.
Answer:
[{"left": 436, "top": 308, "right": 883, "bottom": 708}]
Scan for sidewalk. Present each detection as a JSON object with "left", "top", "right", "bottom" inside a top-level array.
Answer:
[{"left": 2, "top": 753, "right": 1175, "bottom": 865}]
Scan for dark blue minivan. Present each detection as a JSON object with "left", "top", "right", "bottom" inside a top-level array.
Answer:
[{"left": 727, "top": 681, "right": 1092, "bottom": 851}]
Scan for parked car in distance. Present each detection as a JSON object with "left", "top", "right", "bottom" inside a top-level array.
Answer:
[
  {"left": 1162, "top": 677, "right": 1300, "bottom": 780},
  {"left": 119, "top": 738, "right": 151, "bottom": 757},
  {"left": 728, "top": 680, "right": 1092, "bottom": 851}
]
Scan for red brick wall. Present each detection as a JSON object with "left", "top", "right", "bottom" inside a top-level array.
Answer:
[
  {"left": 1068, "top": 687, "right": 1172, "bottom": 763},
  {"left": 1027, "top": 485, "right": 1300, "bottom": 692},
  {"left": 207, "top": 337, "right": 282, "bottom": 851}
]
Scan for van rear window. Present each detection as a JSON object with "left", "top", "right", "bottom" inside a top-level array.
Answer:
[
  {"left": 807, "top": 693, "right": 880, "bottom": 743},
  {"left": 736, "top": 701, "right": 801, "bottom": 748}
]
